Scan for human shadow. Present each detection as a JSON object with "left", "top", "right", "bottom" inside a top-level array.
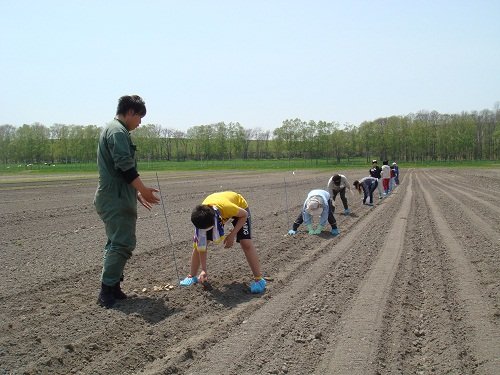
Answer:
[
  {"left": 114, "top": 295, "right": 179, "bottom": 324},
  {"left": 317, "top": 231, "right": 343, "bottom": 239},
  {"left": 201, "top": 281, "right": 260, "bottom": 308}
]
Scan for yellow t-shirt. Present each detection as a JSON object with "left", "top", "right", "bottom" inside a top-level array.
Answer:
[{"left": 202, "top": 191, "right": 248, "bottom": 223}]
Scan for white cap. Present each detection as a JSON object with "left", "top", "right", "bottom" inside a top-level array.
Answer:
[{"left": 305, "top": 197, "right": 322, "bottom": 216}]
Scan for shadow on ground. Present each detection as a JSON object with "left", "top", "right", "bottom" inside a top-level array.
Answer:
[{"left": 115, "top": 296, "right": 178, "bottom": 323}]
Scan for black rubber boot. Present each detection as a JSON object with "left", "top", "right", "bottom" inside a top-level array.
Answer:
[
  {"left": 112, "top": 282, "right": 127, "bottom": 300},
  {"left": 97, "top": 283, "right": 116, "bottom": 308}
]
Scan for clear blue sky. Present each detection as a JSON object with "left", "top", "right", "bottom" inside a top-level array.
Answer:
[{"left": 2, "top": 0, "right": 499, "bottom": 132}]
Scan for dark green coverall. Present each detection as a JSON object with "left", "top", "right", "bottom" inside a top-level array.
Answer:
[{"left": 94, "top": 119, "right": 138, "bottom": 286}]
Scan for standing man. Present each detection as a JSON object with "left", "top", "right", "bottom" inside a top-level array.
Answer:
[{"left": 94, "top": 95, "right": 160, "bottom": 308}]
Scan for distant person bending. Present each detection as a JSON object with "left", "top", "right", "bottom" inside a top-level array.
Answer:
[{"left": 353, "top": 177, "right": 378, "bottom": 206}]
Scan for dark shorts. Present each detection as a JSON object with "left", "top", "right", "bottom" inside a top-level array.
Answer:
[{"left": 206, "top": 208, "right": 252, "bottom": 243}]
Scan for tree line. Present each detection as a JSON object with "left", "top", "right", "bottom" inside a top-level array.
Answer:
[{"left": 1, "top": 107, "right": 498, "bottom": 165}]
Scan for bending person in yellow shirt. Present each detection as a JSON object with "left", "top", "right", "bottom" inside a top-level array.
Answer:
[{"left": 180, "top": 191, "right": 266, "bottom": 294}]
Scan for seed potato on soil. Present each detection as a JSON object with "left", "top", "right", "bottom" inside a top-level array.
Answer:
[{"left": 0, "top": 168, "right": 498, "bottom": 374}]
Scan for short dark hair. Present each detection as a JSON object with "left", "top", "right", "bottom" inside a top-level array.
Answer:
[
  {"left": 116, "top": 95, "right": 147, "bottom": 117},
  {"left": 191, "top": 204, "right": 215, "bottom": 229},
  {"left": 332, "top": 174, "right": 341, "bottom": 184}
]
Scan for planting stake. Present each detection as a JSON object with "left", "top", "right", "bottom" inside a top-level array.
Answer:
[
  {"left": 284, "top": 175, "right": 290, "bottom": 228},
  {"left": 156, "top": 172, "right": 181, "bottom": 283}
]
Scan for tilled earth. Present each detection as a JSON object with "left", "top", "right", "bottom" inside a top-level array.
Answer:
[{"left": 0, "top": 168, "right": 498, "bottom": 375}]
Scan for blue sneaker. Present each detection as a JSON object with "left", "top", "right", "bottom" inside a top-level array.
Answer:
[
  {"left": 179, "top": 275, "right": 198, "bottom": 286},
  {"left": 344, "top": 208, "right": 350, "bottom": 215},
  {"left": 331, "top": 228, "right": 339, "bottom": 236},
  {"left": 250, "top": 278, "right": 266, "bottom": 294}
]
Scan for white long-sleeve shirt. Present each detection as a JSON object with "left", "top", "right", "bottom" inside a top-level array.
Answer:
[{"left": 381, "top": 165, "right": 391, "bottom": 179}]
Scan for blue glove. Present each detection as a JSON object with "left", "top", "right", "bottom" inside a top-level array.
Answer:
[
  {"left": 331, "top": 228, "right": 339, "bottom": 236},
  {"left": 288, "top": 229, "right": 297, "bottom": 235}
]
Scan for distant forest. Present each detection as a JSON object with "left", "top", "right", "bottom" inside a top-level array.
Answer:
[{"left": 1, "top": 107, "right": 499, "bottom": 164}]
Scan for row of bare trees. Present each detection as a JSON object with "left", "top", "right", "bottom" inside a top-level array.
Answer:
[{"left": 1, "top": 108, "right": 499, "bottom": 165}]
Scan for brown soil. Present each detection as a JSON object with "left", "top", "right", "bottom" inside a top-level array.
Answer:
[{"left": 0, "top": 168, "right": 498, "bottom": 375}]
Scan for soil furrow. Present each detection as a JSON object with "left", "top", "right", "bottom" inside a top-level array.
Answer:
[
  {"left": 417, "top": 173, "right": 500, "bottom": 374},
  {"left": 166, "top": 174, "right": 407, "bottom": 374},
  {"left": 0, "top": 168, "right": 497, "bottom": 375},
  {"left": 376, "top": 172, "right": 468, "bottom": 373},
  {"left": 437, "top": 169, "right": 500, "bottom": 195},
  {"left": 424, "top": 171, "right": 500, "bottom": 218},
  {"left": 313, "top": 172, "right": 413, "bottom": 374},
  {"left": 423, "top": 172, "right": 500, "bottom": 239}
]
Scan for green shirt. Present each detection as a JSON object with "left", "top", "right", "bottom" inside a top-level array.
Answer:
[{"left": 95, "top": 119, "right": 138, "bottom": 211}]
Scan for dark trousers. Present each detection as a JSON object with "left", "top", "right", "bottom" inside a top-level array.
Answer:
[
  {"left": 362, "top": 180, "right": 378, "bottom": 204},
  {"left": 332, "top": 187, "right": 348, "bottom": 210},
  {"left": 292, "top": 199, "right": 337, "bottom": 230}
]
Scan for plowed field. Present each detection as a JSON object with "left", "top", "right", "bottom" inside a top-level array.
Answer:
[{"left": 1, "top": 168, "right": 498, "bottom": 375}]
